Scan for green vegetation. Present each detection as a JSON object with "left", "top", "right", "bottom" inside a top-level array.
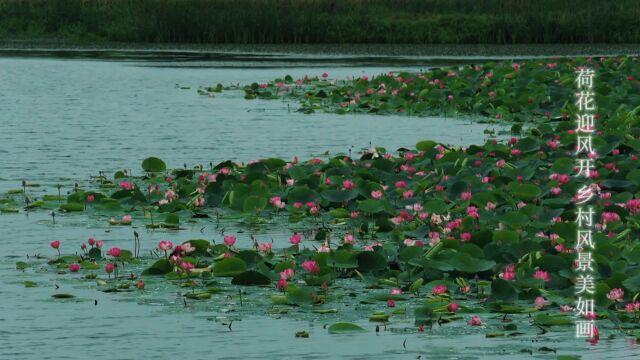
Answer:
[
  {"left": 1, "top": 0, "right": 640, "bottom": 44},
  {"left": 217, "top": 56, "right": 639, "bottom": 124}
]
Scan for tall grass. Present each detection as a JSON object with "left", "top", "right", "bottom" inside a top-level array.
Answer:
[{"left": 1, "top": 0, "right": 639, "bottom": 44}]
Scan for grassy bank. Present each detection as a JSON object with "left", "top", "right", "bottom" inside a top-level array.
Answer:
[{"left": 1, "top": 0, "right": 640, "bottom": 44}]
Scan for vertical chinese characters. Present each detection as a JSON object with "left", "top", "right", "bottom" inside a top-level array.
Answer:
[{"left": 574, "top": 67, "right": 598, "bottom": 339}]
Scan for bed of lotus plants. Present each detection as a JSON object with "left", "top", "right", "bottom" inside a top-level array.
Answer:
[
  {"left": 202, "top": 55, "right": 640, "bottom": 126},
  {"left": 7, "top": 56, "right": 640, "bottom": 345}
]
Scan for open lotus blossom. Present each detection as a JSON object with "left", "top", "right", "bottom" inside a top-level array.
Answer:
[
  {"left": 180, "top": 262, "right": 194, "bottom": 271},
  {"left": 601, "top": 212, "right": 621, "bottom": 223},
  {"left": 119, "top": 181, "right": 134, "bottom": 190},
  {"left": 302, "top": 260, "right": 320, "bottom": 274},
  {"left": 317, "top": 243, "right": 331, "bottom": 253},
  {"left": 533, "top": 269, "right": 550, "bottom": 282},
  {"left": 289, "top": 233, "right": 302, "bottom": 245},
  {"left": 499, "top": 263, "right": 516, "bottom": 281},
  {"left": 432, "top": 284, "right": 447, "bottom": 295},
  {"left": 342, "top": 179, "right": 355, "bottom": 190},
  {"left": 390, "top": 288, "right": 403, "bottom": 295},
  {"left": 280, "top": 268, "right": 295, "bottom": 279},
  {"left": 624, "top": 302, "right": 640, "bottom": 312},
  {"left": 371, "top": 190, "right": 383, "bottom": 199},
  {"left": 269, "top": 196, "right": 286, "bottom": 208},
  {"left": 534, "top": 296, "right": 550, "bottom": 309},
  {"left": 158, "top": 240, "right": 173, "bottom": 251},
  {"left": 343, "top": 233, "right": 355, "bottom": 245},
  {"left": 223, "top": 235, "right": 236, "bottom": 247},
  {"left": 258, "top": 242, "right": 272, "bottom": 253},
  {"left": 122, "top": 215, "right": 132, "bottom": 223},
  {"left": 607, "top": 288, "right": 624, "bottom": 302},
  {"left": 467, "top": 316, "right": 482, "bottom": 326},
  {"left": 559, "top": 305, "right": 574, "bottom": 312}
]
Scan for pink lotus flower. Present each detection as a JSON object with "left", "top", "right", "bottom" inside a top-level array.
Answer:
[
  {"left": 96, "top": 240, "right": 103, "bottom": 249},
  {"left": 180, "top": 262, "right": 194, "bottom": 271},
  {"left": 194, "top": 197, "right": 206, "bottom": 207},
  {"left": 105, "top": 263, "right": 115, "bottom": 274},
  {"left": 432, "top": 284, "right": 447, "bottom": 295},
  {"left": 602, "top": 212, "right": 621, "bottom": 223},
  {"left": 559, "top": 305, "right": 574, "bottom": 312},
  {"left": 158, "top": 240, "right": 173, "bottom": 251},
  {"left": 88, "top": 237, "right": 96, "bottom": 246},
  {"left": 164, "top": 189, "right": 176, "bottom": 201},
  {"left": 448, "top": 303, "right": 459, "bottom": 312},
  {"left": 534, "top": 296, "right": 550, "bottom": 309},
  {"left": 390, "top": 288, "right": 403, "bottom": 295},
  {"left": 317, "top": 244, "right": 330, "bottom": 253},
  {"left": 460, "top": 232, "right": 472, "bottom": 242},
  {"left": 343, "top": 233, "right": 355, "bottom": 245},
  {"left": 625, "top": 303, "right": 636, "bottom": 312},
  {"left": 395, "top": 180, "right": 406, "bottom": 188},
  {"left": 485, "top": 202, "right": 496, "bottom": 210},
  {"left": 68, "top": 263, "right": 80, "bottom": 272},
  {"left": 551, "top": 187, "right": 562, "bottom": 195},
  {"left": 280, "top": 268, "right": 295, "bottom": 279},
  {"left": 607, "top": 288, "right": 624, "bottom": 302},
  {"left": 322, "top": 72, "right": 329, "bottom": 78},
  {"left": 496, "top": 159, "right": 505, "bottom": 168},
  {"left": 108, "top": 247, "right": 121, "bottom": 257},
  {"left": 269, "top": 196, "right": 286, "bottom": 208},
  {"left": 137, "top": 280, "right": 145, "bottom": 289},
  {"left": 277, "top": 278, "right": 287, "bottom": 290},
  {"left": 289, "top": 233, "right": 302, "bottom": 245},
  {"left": 122, "top": 215, "right": 132, "bottom": 223},
  {"left": 302, "top": 260, "right": 320, "bottom": 274},
  {"left": 224, "top": 235, "right": 236, "bottom": 247},
  {"left": 371, "top": 190, "right": 383, "bottom": 199},
  {"left": 50, "top": 240, "right": 60, "bottom": 249},
  {"left": 533, "top": 270, "right": 550, "bottom": 282},
  {"left": 87, "top": 194, "right": 95, "bottom": 202},
  {"left": 350, "top": 211, "right": 360, "bottom": 219},
  {"left": 468, "top": 315, "right": 482, "bottom": 326},
  {"left": 119, "top": 181, "right": 134, "bottom": 190},
  {"left": 342, "top": 179, "right": 355, "bottom": 190},
  {"left": 387, "top": 299, "right": 396, "bottom": 307},
  {"left": 403, "top": 190, "right": 414, "bottom": 199},
  {"left": 258, "top": 242, "right": 272, "bottom": 253}
]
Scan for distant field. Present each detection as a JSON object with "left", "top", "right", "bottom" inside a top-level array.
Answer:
[{"left": 1, "top": 0, "right": 639, "bottom": 44}]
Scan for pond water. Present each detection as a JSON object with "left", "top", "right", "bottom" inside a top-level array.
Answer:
[{"left": 0, "top": 51, "right": 637, "bottom": 359}]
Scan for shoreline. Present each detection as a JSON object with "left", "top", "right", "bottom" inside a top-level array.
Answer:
[{"left": 1, "top": 40, "right": 640, "bottom": 60}]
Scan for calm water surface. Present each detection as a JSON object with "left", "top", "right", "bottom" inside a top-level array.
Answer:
[{"left": 0, "top": 53, "right": 636, "bottom": 359}]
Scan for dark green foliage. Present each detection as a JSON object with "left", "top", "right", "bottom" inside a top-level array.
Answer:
[{"left": 1, "top": 0, "right": 639, "bottom": 44}]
